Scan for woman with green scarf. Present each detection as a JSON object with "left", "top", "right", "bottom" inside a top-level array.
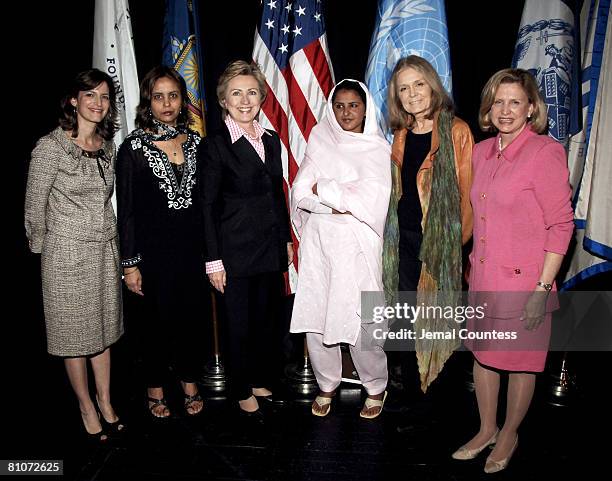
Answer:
[{"left": 382, "top": 56, "right": 474, "bottom": 393}]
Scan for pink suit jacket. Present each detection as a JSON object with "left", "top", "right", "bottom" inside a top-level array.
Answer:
[
  {"left": 469, "top": 127, "right": 574, "bottom": 294},
  {"left": 467, "top": 127, "right": 573, "bottom": 372}
]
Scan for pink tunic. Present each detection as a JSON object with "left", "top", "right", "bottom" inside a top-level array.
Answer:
[
  {"left": 468, "top": 127, "right": 573, "bottom": 372},
  {"left": 290, "top": 81, "right": 391, "bottom": 345}
]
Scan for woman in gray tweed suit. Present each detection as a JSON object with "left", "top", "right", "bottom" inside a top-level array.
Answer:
[{"left": 24, "top": 69, "right": 124, "bottom": 441}]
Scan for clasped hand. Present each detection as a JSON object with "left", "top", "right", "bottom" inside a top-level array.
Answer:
[{"left": 520, "top": 290, "right": 548, "bottom": 331}]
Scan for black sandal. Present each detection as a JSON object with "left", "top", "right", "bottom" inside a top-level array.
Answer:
[
  {"left": 184, "top": 392, "right": 203, "bottom": 416},
  {"left": 147, "top": 396, "right": 171, "bottom": 418}
]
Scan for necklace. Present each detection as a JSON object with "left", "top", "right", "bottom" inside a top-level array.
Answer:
[
  {"left": 497, "top": 136, "right": 503, "bottom": 159},
  {"left": 170, "top": 137, "right": 181, "bottom": 157}
]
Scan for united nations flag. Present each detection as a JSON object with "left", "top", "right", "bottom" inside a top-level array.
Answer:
[
  {"left": 365, "top": 0, "right": 452, "bottom": 140},
  {"left": 162, "top": 0, "right": 207, "bottom": 136}
]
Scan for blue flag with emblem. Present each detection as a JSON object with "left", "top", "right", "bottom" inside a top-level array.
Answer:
[
  {"left": 162, "top": 0, "right": 206, "bottom": 136},
  {"left": 365, "top": 0, "right": 452, "bottom": 140},
  {"left": 512, "top": 0, "right": 583, "bottom": 147},
  {"left": 563, "top": 0, "right": 611, "bottom": 289}
]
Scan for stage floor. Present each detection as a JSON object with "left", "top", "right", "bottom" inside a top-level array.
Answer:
[{"left": 5, "top": 342, "right": 607, "bottom": 481}]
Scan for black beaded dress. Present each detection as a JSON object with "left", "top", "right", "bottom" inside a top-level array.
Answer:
[{"left": 116, "top": 124, "right": 208, "bottom": 386}]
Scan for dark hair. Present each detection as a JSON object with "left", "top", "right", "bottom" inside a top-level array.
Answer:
[
  {"left": 135, "top": 66, "right": 190, "bottom": 130},
  {"left": 59, "top": 69, "right": 119, "bottom": 141},
  {"left": 332, "top": 80, "right": 367, "bottom": 105}
]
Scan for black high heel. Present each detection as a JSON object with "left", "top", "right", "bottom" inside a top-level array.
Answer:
[
  {"left": 85, "top": 428, "right": 108, "bottom": 443},
  {"left": 100, "top": 416, "right": 126, "bottom": 435},
  {"left": 81, "top": 411, "right": 108, "bottom": 443},
  {"left": 96, "top": 397, "right": 126, "bottom": 434}
]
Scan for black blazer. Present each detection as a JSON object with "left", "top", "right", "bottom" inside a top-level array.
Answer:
[{"left": 198, "top": 125, "right": 291, "bottom": 277}]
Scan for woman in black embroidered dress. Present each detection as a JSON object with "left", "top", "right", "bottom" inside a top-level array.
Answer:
[{"left": 116, "top": 66, "right": 208, "bottom": 418}]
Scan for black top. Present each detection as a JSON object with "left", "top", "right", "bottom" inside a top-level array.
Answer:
[
  {"left": 116, "top": 129, "right": 208, "bottom": 334},
  {"left": 116, "top": 129, "right": 204, "bottom": 268},
  {"left": 170, "top": 161, "right": 185, "bottom": 178},
  {"left": 197, "top": 125, "right": 292, "bottom": 277},
  {"left": 397, "top": 130, "right": 432, "bottom": 232}
]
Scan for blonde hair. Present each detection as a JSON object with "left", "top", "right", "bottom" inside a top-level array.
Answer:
[
  {"left": 387, "top": 55, "right": 453, "bottom": 131},
  {"left": 216, "top": 60, "right": 267, "bottom": 117},
  {"left": 478, "top": 68, "right": 547, "bottom": 133}
]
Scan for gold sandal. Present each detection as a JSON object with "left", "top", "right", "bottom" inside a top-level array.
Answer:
[
  {"left": 311, "top": 394, "right": 334, "bottom": 417},
  {"left": 359, "top": 391, "right": 387, "bottom": 419}
]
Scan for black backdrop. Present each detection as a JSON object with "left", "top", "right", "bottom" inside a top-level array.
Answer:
[
  {"left": 10, "top": 0, "right": 529, "bottom": 358},
  {"left": 6, "top": 3, "right": 609, "bottom": 466},
  {"left": 16, "top": 0, "right": 525, "bottom": 151},
  {"left": 13, "top": 0, "right": 525, "bottom": 252}
]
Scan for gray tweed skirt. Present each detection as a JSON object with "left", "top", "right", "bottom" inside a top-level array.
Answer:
[{"left": 41, "top": 233, "right": 123, "bottom": 356}]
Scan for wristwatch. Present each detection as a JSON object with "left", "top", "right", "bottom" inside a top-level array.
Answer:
[{"left": 536, "top": 281, "right": 553, "bottom": 291}]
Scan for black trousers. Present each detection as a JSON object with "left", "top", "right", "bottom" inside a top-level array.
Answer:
[
  {"left": 221, "top": 271, "right": 284, "bottom": 401},
  {"left": 387, "top": 228, "right": 423, "bottom": 346},
  {"left": 387, "top": 228, "right": 423, "bottom": 392},
  {"left": 398, "top": 228, "right": 423, "bottom": 291}
]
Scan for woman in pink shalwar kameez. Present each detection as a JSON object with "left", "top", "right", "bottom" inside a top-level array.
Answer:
[
  {"left": 290, "top": 80, "right": 391, "bottom": 418},
  {"left": 452, "top": 69, "right": 573, "bottom": 473}
]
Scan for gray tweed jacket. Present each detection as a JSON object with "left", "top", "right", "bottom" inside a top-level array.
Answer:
[{"left": 25, "top": 127, "right": 117, "bottom": 252}]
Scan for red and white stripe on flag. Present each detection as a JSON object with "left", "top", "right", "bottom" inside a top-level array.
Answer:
[{"left": 252, "top": 0, "right": 335, "bottom": 292}]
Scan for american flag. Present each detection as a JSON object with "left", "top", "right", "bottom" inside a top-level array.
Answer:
[{"left": 252, "top": 0, "right": 335, "bottom": 290}]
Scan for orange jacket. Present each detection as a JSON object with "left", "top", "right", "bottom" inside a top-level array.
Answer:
[{"left": 390, "top": 113, "right": 474, "bottom": 244}]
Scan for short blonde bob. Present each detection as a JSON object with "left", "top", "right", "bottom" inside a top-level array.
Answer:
[
  {"left": 478, "top": 68, "right": 547, "bottom": 133},
  {"left": 216, "top": 60, "right": 267, "bottom": 118}
]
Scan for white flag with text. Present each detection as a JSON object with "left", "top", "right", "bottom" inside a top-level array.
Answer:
[{"left": 93, "top": 0, "right": 139, "bottom": 146}]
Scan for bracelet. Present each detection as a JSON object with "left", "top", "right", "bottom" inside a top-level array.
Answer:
[{"left": 536, "top": 281, "right": 552, "bottom": 291}]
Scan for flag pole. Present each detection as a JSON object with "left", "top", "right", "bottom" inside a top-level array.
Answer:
[
  {"left": 251, "top": 0, "right": 335, "bottom": 398},
  {"left": 200, "top": 292, "right": 226, "bottom": 393},
  {"left": 548, "top": 351, "right": 576, "bottom": 406},
  {"left": 285, "top": 338, "right": 318, "bottom": 396}
]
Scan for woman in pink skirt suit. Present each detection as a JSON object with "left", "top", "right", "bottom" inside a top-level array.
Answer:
[{"left": 452, "top": 69, "right": 573, "bottom": 473}]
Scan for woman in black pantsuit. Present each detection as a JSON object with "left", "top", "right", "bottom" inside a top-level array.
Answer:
[{"left": 198, "top": 60, "right": 293, "bottom": 416}]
